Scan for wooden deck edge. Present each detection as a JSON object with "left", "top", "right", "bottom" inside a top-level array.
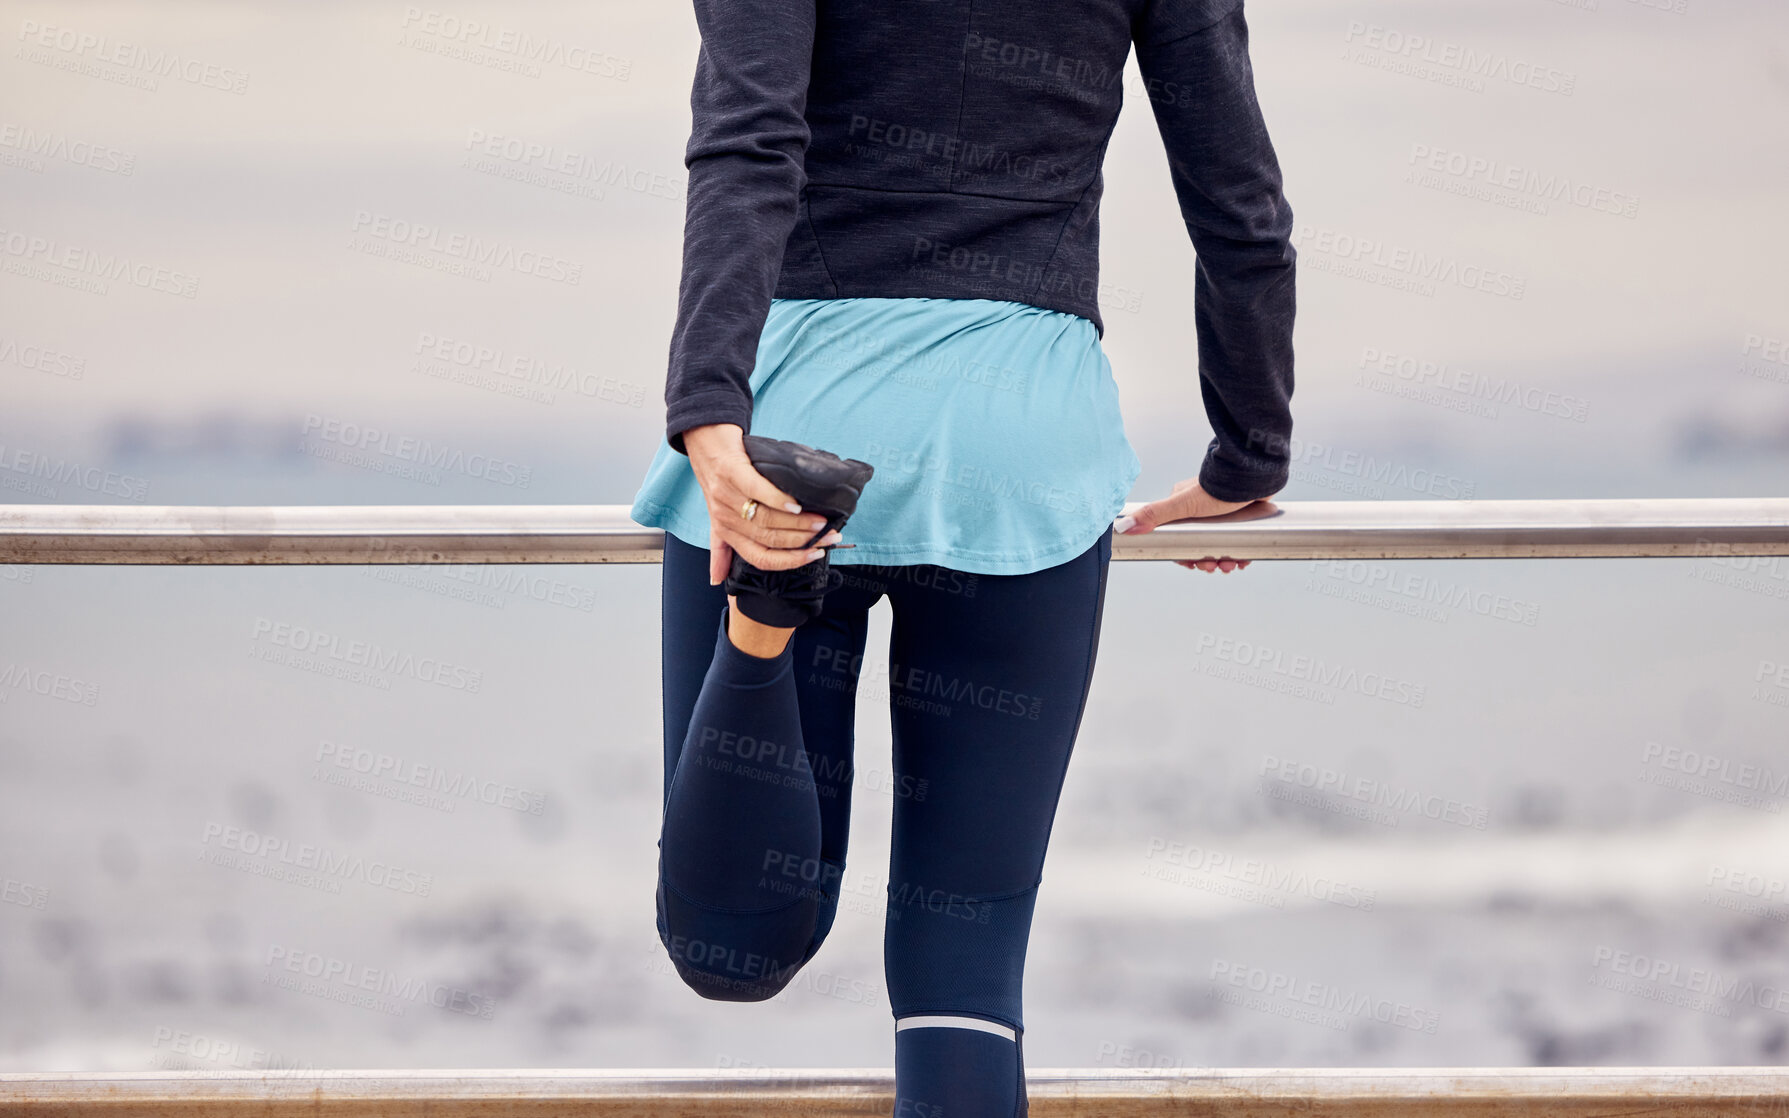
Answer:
[{"left": 4, "top": 1067, "right": 1788, "bottom": 1116}]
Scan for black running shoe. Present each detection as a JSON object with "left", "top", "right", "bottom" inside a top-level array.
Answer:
[{"left": 725, "top": 435, "right": 874, "bottom": 628}]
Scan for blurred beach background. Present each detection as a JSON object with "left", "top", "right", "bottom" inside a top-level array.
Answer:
[{"left": 3, "top": 0, "right": 1789, "bottom": 1072}]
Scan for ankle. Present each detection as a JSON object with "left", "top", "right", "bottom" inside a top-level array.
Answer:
[{"left": 726, "top": 598, "right": 795, "bottom": 658}]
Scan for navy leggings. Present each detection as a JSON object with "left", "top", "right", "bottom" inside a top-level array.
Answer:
[{"left": 655, "top": 528, "right": 1113, "bottom": 1118}]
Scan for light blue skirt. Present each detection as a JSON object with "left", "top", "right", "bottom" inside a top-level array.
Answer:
[{"left": 630, "top": 297, "right": 1140, "bottom": 577}]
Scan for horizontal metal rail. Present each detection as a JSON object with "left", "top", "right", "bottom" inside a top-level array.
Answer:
[
  {"left": 5, "top": 1067, "right": 1788, "bottom": 1115},
  {"left": 2, "top": 498, "right": 1787, "bottom": 564}
]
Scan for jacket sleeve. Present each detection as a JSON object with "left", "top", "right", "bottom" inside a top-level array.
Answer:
[
  {"left": 662, "top": 0, "right": 817, "bottom": 455},
  {"left": 1132, "top": 0, "right": 1297, "bottom": 503}
]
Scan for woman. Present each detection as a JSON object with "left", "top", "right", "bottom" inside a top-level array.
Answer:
[{"left": 630, "top": 0, "right": 1296, "bottom": 1112}]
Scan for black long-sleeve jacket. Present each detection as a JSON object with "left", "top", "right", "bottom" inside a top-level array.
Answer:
[{"left": 664, "top": 0, "right": 1296, "bottom": 503}]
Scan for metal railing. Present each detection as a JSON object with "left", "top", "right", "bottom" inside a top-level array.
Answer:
[
  {"left": 6, "top": 1066, "right": 1789, "bottom": 1115},
  {"left": 4, "top": 497, "right": 1789, "bottom": 563},
  {"left": 7, "top": 496, "right": 1787, "bottom": 1113}
]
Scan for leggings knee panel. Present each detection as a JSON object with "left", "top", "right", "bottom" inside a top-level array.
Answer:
[{"left": 884, "top": 882, "right": 1040, "bottom": 1027}]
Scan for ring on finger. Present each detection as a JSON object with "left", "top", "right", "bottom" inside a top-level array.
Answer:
[{"left": 740, "top": 498, "right": 759, "bottom": 521}]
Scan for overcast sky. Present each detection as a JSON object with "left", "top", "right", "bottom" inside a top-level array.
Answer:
[{"left": 3, "top": 0, "right": 1787, "bottom": 500}]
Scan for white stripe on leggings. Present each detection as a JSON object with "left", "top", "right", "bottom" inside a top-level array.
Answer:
[{"left": 894, "top": 1015, "right": 1017, "bottom": 1041}]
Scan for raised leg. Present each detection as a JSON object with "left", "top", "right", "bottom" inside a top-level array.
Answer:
[{"left": 655, "top": 534, "right": 879, "bottom": 998}]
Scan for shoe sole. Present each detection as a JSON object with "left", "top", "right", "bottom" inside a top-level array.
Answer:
[
  {"left": 742, "top": 435, "right": 874, "bottom": 545},
  {"left": 743, "top": 435, "right": 873, "bottom": 518}
]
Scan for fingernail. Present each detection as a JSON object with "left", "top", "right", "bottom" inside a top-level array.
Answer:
[
  {"left": 810, "top": 518, "right": 829, "bottom": 531},
  {"left": 784, "top": 502, "right": 803, "bottom": 514},
  {"left": 1113, "top": 515, "right": 1135, "bottom": 534},
  {"left": 806, "top": 549, "right": 825, "bottom": 561},
  {"left": 821, "top": 530, "right": 843, "bottom": 545}
]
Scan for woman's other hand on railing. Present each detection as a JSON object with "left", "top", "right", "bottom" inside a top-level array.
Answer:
[
  {"left": 681, "top": 423, "right": 842, "bottom": 585},
  {"left": 1114, "top": 478, "right": 1274, "bottom": 573}
]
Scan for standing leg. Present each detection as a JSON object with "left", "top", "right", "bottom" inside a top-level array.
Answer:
[
  {"left": 880, "top": 530, "right": 1113, "bottom": 1117},
  {"left": 656, "top": 534, "right": 878, "bottom": 999}
]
